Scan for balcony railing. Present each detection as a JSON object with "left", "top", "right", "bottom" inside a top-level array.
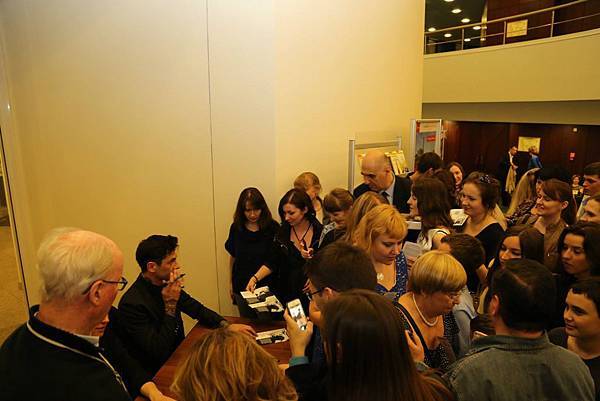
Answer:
[{"left": 425, "top": 0, "right": 600, "bottom": 54}]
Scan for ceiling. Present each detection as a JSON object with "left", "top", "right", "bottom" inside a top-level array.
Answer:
[{"left": 425, "top": 0, "right": 486, "bottom": 32}]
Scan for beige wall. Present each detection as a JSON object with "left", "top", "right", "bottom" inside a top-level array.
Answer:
[
  {"left": 423, "top": 29, "right": 600, "bottom": 104},
  {"left": 0, "top": 1, "right": 425, "bottom": 316},
  {"left": 0, "top": 0, "right": 219, "bottom": 309}
]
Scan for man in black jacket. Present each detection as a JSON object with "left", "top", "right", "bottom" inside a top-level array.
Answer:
[
  {"left": 0, "top": 228, "right": 132, "bottom": 401},
  {"left": 353, "top": 150, "right": 412, "bottom": 213},
  {"left": 118, "top": 234, "right": 255, "bottom": 375}
]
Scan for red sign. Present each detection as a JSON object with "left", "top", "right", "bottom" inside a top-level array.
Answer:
[
  {"left": 569, "top": 152, "right": 575, "bottom": 161},
  {"left": 426, "top": 135, "right": 436, "bottom": 142}
]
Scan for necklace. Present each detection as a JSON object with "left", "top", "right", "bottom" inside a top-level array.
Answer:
[
  {"left": 412, "top": 293, "right": 439, "bottom": 327},
  {"left": 377, "top": 272, "right": 384, "bottom": 281},
  {"left": 292, "top": 221, "right": 311, "bottom": 248}
]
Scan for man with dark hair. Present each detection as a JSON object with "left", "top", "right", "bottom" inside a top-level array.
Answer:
[
  {"left": 439, "top": 233, "right": 486, "bottom": 356},
  {"left": 441, "top": 259, "right": 594, "bottom": 401},
  {"left": 353, "top": 150, "right": 412, "bottom": 213},
  {"left": 550, "top": 277, "right": 600, "bottom": 399},
  {"left": 118, "top": 234, "right": 255, "bottom": 375},
  {"left": 284, "top": 242, "right": 377, "bottom": 401},
  {"left": 411, "top": 151, "right": 443, "bottom": 182},
  {"left": 578, "top": 162, "right": 600, "bottom": 219}
]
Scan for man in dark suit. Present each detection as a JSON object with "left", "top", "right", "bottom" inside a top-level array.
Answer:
[
  {"left": 353, "top": 150, "right": 411, "bottom": 213},
  {"left": 118, "top": 234, "right": 255, "bottom": 375},
  {"left": 498, "top": 145, "right": 518, "bottom": 207}
]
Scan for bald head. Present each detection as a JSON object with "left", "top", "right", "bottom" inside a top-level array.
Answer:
[
  {"left": 360, "top": 151, "right": 393, "bottom": 191},
  {"left": 37, "top": 228, "right": 123, "bottom": 303}
]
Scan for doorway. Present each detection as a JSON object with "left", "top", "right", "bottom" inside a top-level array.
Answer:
[{"left": 0, "top": 130, "right": 28, "bottom": 344}]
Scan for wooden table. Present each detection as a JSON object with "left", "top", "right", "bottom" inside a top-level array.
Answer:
[{"left": 135, "top": 317, "right": 290, "bottom": 400}]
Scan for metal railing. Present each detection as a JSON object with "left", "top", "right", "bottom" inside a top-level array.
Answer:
[{"left": 424, "top": 0, "right": 600, "bottom": 54}]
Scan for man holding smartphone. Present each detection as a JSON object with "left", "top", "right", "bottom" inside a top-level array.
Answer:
[
  {"left": 118, "top": 234, "right": 255, "bottom": 375},
  {"left": 283, "top": 242, "right": 377, "bottom": 401}
]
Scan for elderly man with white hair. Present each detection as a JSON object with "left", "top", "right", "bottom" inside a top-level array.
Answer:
[{"left": 0, "top": 228, "right": 132, "bottom": 401}]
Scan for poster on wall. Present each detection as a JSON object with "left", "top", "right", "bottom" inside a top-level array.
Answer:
[{"left": 517, "top": 136, "right": 541, "bottom": 152}]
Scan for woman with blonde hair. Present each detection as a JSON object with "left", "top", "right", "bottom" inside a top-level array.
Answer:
[
  {"left": 397, "top": 251, "right": 465, "bottom": 372},
  {"left": 353, "top": 204, "right": 408, "bottom": 301},
  {"left": 294, "top": 172, "right": 324, "bottom": 223},
  {"left": 341, "top": 191, "right": 386, "bottom": 243},
  {"left": 172, "top": 329, "right": 297, "bottom": 401},
  {"left": 506, "top": 168, "right": 540, "bottom": 226}
]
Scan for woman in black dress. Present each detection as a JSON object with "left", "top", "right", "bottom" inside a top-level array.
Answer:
[
  {"left": 246, "top": 188, "right": 323, "bottom": 307},
  {"left": 225, "top": 187, "right": 279, "bottom": 317},
  {"left": 459, "top": 173, "right": 505, "bottom": 291}
]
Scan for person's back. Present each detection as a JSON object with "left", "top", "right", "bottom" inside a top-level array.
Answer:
[
  {"left": 444, "top": 259, "right": 594, "bottom": 401},
  {"left": 445, "top": 333, "right": 592, "bottom": 401}
]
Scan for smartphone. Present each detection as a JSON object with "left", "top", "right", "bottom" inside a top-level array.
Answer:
[{"left": 287, "top": 299, "right": 308, "bottom": 331}]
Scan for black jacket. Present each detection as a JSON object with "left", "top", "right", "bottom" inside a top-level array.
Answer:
[
  {"left": 118, "top": 274, "right": 225, "bottom": 375},
  {"left": 353, "top": 175, "right": 412, "bottom": 213},
  {"left": 0, "top": 307, "right": 131, "bottom": 401}
]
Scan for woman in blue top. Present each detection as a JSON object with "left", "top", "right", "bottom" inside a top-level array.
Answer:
[{"left": 352, "top": 204, "right": 408, "bottom": 302}]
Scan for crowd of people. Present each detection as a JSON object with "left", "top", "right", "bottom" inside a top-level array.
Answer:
[{"left": 1, "top": 149, "right": 600, "bottom": 401}]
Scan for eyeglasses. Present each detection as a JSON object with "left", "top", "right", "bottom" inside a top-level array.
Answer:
[
  {"left": 304, "top": 288, "right": 323, "bottom": 302},
  {"left": 82, "top": 276, "right": 128, "bottom": 294},
  {"left": 304, "top": 285, "right": 339, "bottom": 301}
]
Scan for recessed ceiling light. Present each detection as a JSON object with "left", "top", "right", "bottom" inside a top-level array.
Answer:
[
  {"left": 444, "top": 33, "right": 452, "bottom": 38},
  {"left": 428, "top": 27, "right": 436, "bottom": 32},
  {"left": 473, "top": 25, "right": 481, "bottom": 30},
  {"left": 452, "top": 8, "right": 462, "bottom": 14},
  {"left": 444, "top": 0, "right": 454, "bottom": 2},
  {"left": 461, "top": 18, "right": 471, "bottom": 23},
  {"left": 464, "top": 38, "right": 471, "bottom": 42}
]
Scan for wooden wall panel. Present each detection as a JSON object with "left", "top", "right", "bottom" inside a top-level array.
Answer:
[{"left": 443, "top": 121, "right": 600, "bottom": 179}]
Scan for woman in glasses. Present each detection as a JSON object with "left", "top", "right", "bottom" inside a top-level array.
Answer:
[
  {"left": 226, "top": 187, "right": 279, "bottom": 317},
  {"left": 396, "top": 251, "right": 465, "bottom": 372},
  {"left": 246, "top": 188, "right": 323, "bottom": 307},
  {"left": 352, "top": 204, "right": 408, "bottom": 302}
]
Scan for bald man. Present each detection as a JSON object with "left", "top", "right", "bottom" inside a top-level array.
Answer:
[{"left": 353, "top": 150, "right": 411, "bottom": 213}]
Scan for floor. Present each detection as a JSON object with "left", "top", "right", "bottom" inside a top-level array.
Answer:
[{"left": 0, "top": 225, "right": 28, "bottom": 344}]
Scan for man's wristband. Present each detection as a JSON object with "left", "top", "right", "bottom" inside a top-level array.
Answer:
[{"left": 252, "top": 275, "right": 259, "bottom": 282}]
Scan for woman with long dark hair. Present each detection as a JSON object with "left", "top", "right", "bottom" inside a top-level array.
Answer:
[
  {"left": 322, "top": 290, "right": 453, "bottom": 401},
  {"left": 225, "top": 187, "right": 279, "bottom": 317},
  {"left": 408, "top": 177, "right": 453, "bottom": 252},
  {"left": 246, "top": 188, "right": 323, "bottom": 305}
]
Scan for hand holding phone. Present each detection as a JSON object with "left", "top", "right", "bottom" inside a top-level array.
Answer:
[{"left": 287, "top": 299, "right": 308, "bottom": 331}]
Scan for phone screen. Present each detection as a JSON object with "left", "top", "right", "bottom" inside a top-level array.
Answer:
[{"left": 287, "top": 299, "right": 308, "bottom": 331}]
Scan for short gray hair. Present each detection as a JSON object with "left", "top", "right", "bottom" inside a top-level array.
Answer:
[{"left": 37, "top": 228, "right": 118, "bottom": 302}]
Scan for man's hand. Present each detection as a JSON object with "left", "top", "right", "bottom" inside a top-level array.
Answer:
[
  {"left": 227, "top": 323, "right": 257, "bottom": 338},
  {"left": 284, "top": 310, "right": 313, "bottom": 357},
  {"left": 162, "top": 270, "right": 183, "bottom": 305},
  {"left": 405, "top": 329, "right": 425, "bottom": 362}
]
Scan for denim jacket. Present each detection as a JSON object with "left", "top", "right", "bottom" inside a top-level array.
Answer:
[{"left": 444, "top": 333, "right": 594, "bottom": 401}]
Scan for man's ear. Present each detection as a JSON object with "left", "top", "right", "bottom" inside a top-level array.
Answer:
[
  {"left": 87, "top": 281, "right": 103, "bottom": 306},
  {"left": 321, "top": 287, "right": 336, "bottom": 301},
  {"left": 488, "top": 294, "right": 500, "bottom": 317},
  {"left": 146, "top": 261, "right": 157, "bottom": 273}
]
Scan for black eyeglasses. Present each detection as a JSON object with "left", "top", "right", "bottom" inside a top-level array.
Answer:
[
  {"left": 82, "top": 276, "right": 128, "bottom": 294},
  {"left": 304, "top": 285, "right": 339, "bottom": 301},
  {"left": 304, "top": 288, "right": 323, "bottom": 302}
]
